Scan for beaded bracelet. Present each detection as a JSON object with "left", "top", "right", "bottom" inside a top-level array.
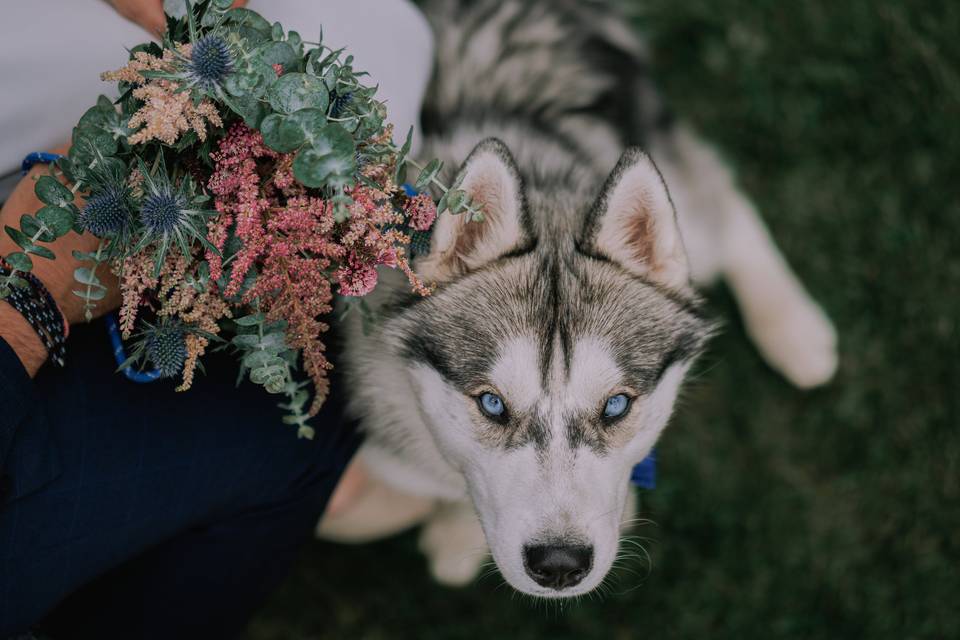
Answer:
[{"left": 0, "top": 262, "right": 68, "bottom": 367}]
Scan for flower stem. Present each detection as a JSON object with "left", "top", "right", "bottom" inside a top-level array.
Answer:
[
  {"left": 29, "top": 223, "right": 51, "bottom": 245},
  {"left": 403, "top": 158, "right": 484, "bottom": 220},
  {"left": 82, "top": 239, "right": 107, "bottom": 321}
]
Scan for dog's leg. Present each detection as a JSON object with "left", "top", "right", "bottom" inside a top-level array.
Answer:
[
  {"left": 654, "top": 126, "right": 838, "bottom": 388},
  {"left": 316, "top": 473, "right": 436, "bottom": 544},
  {"left": 718, "top": 186, "right": 838, "bottom": 388},
  {"left": 418, "top": 500, "right": 488, "bottom": 587}
]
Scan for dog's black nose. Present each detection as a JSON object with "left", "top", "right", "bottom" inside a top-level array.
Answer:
[{"left": 523, "top": 544, "right": 593, "bottom": 590}]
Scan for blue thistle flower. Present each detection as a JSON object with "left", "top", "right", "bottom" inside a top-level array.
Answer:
[
  {"left": 141, "top": 190, "right": 186, "bottom": 236},
  {"left": 134, "top": 156, "right": 216, "bottom": 278},
  {"left": 80, "top": 186, "right": 130, "bottom": 238},
  {"left": 189, "top": 34, "right": 233, "bottom": 88},
  {"left": 330, "top": 91, "right": 354, "bottom": 118},
  {"left": 145, "top": 322, "right": 188, "bottom": 379}
]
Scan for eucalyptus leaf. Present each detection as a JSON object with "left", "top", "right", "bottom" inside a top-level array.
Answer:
[
  {"left": 24, "top": 245, "right": 55, "bottom": 260},
  {"left": 293, "top": 146, "right": 356, "bottom": 189},
  {"left": 263, "top": 108, "right": 327, "bottom": 152},
  {"left": 5, "top": 226, "right": 36, "bottom": 251},
  {"left": 76, "top": 97, "right": 123, "bottom": 137},
  {"left": 250, "top": 364, "right": 287, "bottom": 391},
  {"left": 446, "top": 189, "right": 467, "bottom": 214},
  {"left": 4, "top": 252, "right": 33, "bottom": 272},
  {"left": 73, "top": 287, "right": 107, "bottom": 301},
  {"left": 254, "top": 41, "right": 301, "bottom": 72},
  {"left": 231, "top": 334, "right": 261, "bottom": 349},
  {"left": 266, "top": 72, "right": 328, "bottom": 114},
  {"left": 71, "top": 250, "right": 99, "bottom": 262},
  {"left": 73, "top": 267, "right": 101, "bottom": 286},
  {"left": 223, "top": 93, "right": 267, "bottom": 128},
  {"left": 223, "top": 64, "right": 272, "bottom": 98},
  {"left": 36, "top": 206, "right": 75, "bottom": 238},
  {"left": 234, "top": 312, "right": 266, "bottom": 326},
  {"left": 78, "top": 131, "right": 118, "bottom": 158},
  {"left": 338, "top": 116, "right": 360, "bottom": 134},
  {"left": 258, "top": 331, "right": 289, "bottom": 353},
  {"left": 243, "top": 350, "right": 284, "bottom": 370},
  {"left": 290, "top": 123, "right": 356, "bottom": 188},
  {"left": 35, "top": 176, "right": 74, "bottom": 207},
  {"left": 297, "top": 425, "right": 316, "bottom": 439},
  {"left": 394, "top": 126, "right": 414, "bottom": 184},
  {"left": 260, "top": 113, "right": 296, "bottom": 153},
  {"left": 414, "top": 159, "right": 443, "bottom": 191},
  {"left": 19, "top": 215, "right": 52, "bottom": 242}
]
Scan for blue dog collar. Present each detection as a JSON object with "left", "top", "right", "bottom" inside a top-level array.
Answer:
[{"left": 630, "top": 450, "right": 656, "bottom": 489}]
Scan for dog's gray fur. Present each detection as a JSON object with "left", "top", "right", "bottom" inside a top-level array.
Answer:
[{"left": 319, "top": 0, "right": 838, "bottom": 597}]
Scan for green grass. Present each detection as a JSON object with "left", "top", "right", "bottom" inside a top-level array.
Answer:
[{"left": 249, "top": 2, "right": 960, "bottom": 638}]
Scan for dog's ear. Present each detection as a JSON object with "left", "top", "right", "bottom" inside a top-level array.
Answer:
[
  {"left": 417, "top": 138, "right": 529, "bottom": 281},
  {"left": 580, "top": 148, "right": 690, "bottom": 290}
]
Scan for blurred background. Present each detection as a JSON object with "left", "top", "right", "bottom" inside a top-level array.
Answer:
[{"left": 249, "top": 0, "right": 959, "bottom": 638}]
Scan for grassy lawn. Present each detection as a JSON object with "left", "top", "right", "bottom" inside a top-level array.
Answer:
[{"left": 249, "top": 1, "right": 959, "bottom": 637}]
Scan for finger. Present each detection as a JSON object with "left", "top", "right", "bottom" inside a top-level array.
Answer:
[
  {"left": 134, "top": 1, "right": 168, "bottom": 36},
  {"left": 111, "top": 0, "right": 167, "bottom": 36}
]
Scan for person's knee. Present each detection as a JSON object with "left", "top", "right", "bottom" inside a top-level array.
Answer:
[{"left": 243, "top": 422, "right": 361, "bottom": 522}]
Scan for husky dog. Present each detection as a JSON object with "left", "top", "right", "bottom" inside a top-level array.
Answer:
[{"left": 318, "top": 0, "right": 837, "bottom": 597}]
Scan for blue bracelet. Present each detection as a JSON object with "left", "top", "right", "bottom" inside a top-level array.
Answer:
[{"left": 21, "top": 151, "right": 66, "bottom": 175}]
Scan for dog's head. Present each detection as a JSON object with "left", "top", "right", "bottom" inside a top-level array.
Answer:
[{"left": 387, "top": 138, "right": 713, "bottom": 597}]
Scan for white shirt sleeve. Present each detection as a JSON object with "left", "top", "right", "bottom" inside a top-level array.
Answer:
[{"left": 0, "top": 0, "right": 434, "bottom": 176}]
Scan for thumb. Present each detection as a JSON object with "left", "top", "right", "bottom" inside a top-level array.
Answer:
[{"left": 111, "top": 1, "right": 167, "bottom": 37}]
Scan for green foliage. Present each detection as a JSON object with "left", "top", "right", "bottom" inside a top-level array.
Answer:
[
  {"left": 291, "top": 124, "right": 357, "bottom": 189},
  {"left": 413, "top": 159, "right": 442, "bottom": 191},
  {"left": 260, "top": 108, "right": 328, "bottom": 153},
  {"left": 4, "top": 252, "right": 33, "bottom": 272},
  {"left": 34, "top": 176, "right": 74, "bottom": 208},
  {"left": 266, "top": 72, "right": 329, "bottom": 113},
  {"left": 36, "top": 206, "right": 75, "bottom": 238}
]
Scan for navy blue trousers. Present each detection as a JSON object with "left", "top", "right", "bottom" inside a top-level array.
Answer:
[{"left": 0, "top": 321, "right": 361, "bottom": 638}]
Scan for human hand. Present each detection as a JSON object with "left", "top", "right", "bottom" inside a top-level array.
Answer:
[
  {"left": 107, "top": 0, "right": 248, "bottom": 36},
  {"left": 0, "top": 147, "right": 121, "bottom": 375}
]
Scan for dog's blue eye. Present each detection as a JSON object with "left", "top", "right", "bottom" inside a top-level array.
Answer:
[
  {"left": 478, "top": 392, "right": 505, "bottom": 417},
  {"left": 603, "top": 394, "right": 630, "bottom": 419}
]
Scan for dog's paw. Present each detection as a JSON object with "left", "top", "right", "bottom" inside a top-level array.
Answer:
[
  {"left": 419, "top": 503, "right": 488, "bottom": 587},
  {"left": 750, "top": 297, "right": 838, "bottom": 389}
]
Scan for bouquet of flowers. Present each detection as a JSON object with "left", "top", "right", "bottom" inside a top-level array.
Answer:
[{"left": 0, "top": 0, "right": 481, "bottom": 438}]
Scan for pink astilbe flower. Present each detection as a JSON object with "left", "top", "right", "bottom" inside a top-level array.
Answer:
[
  {"left": 335, "top": 258, "right": 379, "bottom": 297},
  {"left": 207, "top": 123, "right": 279, "bottom": 288},
  {"left": 405, "top": 193, "right": 437, "bottom": 231},
  {"left": 206, "top": 122, "right": 435, "bottom": 416}
]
